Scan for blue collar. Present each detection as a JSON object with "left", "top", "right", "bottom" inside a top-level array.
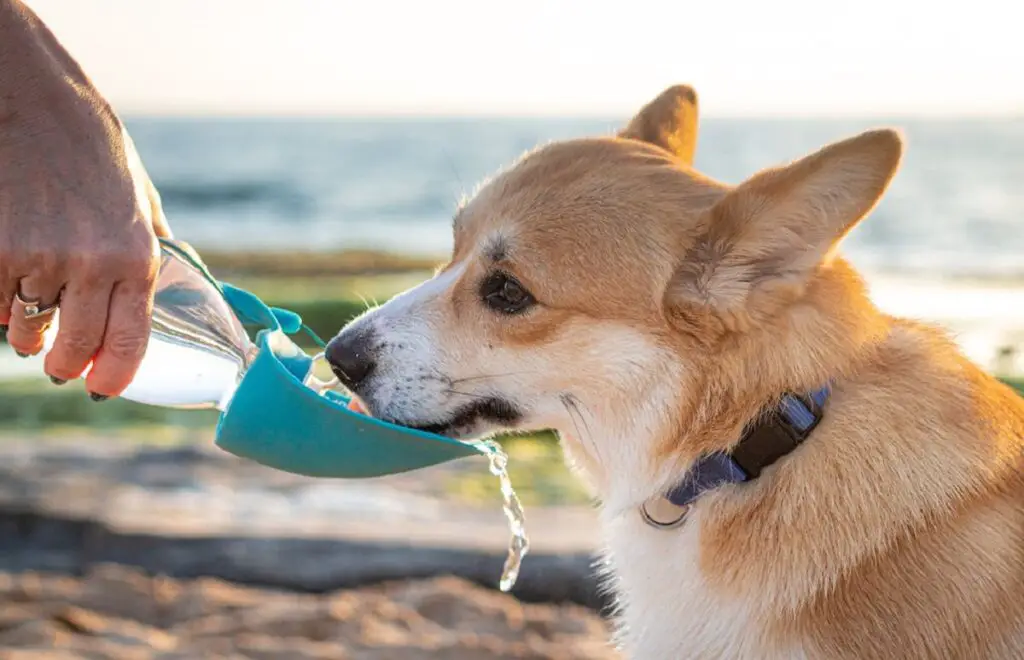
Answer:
[{"left": 664, "top": 384, "right": 832, "bottom": 510}]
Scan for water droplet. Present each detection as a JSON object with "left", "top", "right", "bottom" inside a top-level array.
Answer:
[{"left": 466, "top": 438, "right": 530, "bottom": 592}]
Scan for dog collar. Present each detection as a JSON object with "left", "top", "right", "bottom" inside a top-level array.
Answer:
[{"left": 640, "top": 384, "right": 832, "bottom": 529}]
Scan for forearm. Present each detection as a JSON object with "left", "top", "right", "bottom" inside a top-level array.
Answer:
[{"left": 0, "top": 0, "right": 111, "bottom": 134}]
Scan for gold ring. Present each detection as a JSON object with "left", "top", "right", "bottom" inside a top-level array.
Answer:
[{"left": 14, "top": 291, "right": 59, "bottom": 321}]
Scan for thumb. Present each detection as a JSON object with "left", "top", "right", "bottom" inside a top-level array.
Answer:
[{"left": 145, "top": 177, "right": 173, "bottom": 239}]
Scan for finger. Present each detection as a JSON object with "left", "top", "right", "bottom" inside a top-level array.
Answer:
[
  {"left": 6, "top": 278, "right": 63, "bottom": 357},
  {"left": 0, "top": 281, "right": 13, "bottom": 328},
  {"left": 0, "top": 260, "right": 15, "bottom": 327},
  {"left": 85, "top": 278, "right": 154, "bottom": 398},
  {"left": 43, "top": 280, "right": 113, "bottom": 383}
]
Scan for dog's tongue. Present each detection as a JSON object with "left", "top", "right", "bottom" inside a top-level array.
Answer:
[{"left": 346, "top": 397, "right": 369, "bottom": 415}]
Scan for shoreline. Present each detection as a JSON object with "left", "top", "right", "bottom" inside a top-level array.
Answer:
[
  {"left": 194, "top": 246, "right": 1024, "bottom": 287},
  {"left": 200, "top": 248, "right": 442, "bottom": 279}
]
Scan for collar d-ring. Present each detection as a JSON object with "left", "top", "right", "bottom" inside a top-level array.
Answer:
[{"left": 640, "top": 495, "right": 690, "bottom": 530}]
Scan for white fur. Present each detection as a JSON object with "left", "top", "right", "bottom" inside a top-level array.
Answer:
[
  {"left": 566, "top": 380, "right": 794, "bottom": 659},
  {"left": 343, "top": 265, "right": 462, "bottom": 423},
  {"left": 600, "top": 491, "right": 812, "bottom": 659},
  {"left": 603, "top": 506, "right": 756, "bottom": 659}
]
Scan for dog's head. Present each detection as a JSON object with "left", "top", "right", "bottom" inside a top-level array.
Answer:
[{"left": 327, "top": 85, "right": 902, "bottom": 493}]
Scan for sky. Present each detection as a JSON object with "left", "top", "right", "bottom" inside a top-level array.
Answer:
[{"left": 24, "top": 0, "right": 1024, "bottom": 117}]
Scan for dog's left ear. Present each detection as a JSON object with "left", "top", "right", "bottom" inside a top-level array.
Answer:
[
  {"left": 666, "top": 129, "right": 903, "bottom": 333},
  {"left": 619, "top": 85, "right": 699, "bottom": 165}
]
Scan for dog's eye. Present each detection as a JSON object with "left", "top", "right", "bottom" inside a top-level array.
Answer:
[{"left": 481, "top": 272, "right": 535, "bottom": 315}]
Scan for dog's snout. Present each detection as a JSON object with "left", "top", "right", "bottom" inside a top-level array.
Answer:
[{"left": 325, "top": 329, "right": 377, "bottom": 392}]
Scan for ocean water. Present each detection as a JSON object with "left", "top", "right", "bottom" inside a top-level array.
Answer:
[{"left": 125, "top": 116, "right": 1024, "bottom": 280}]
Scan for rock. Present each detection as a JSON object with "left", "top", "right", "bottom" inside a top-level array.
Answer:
[{"left": 0, "top": 508, "right": 604, "bottom": 610}]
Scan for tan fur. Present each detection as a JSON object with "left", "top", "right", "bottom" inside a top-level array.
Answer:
[{"left": 339, "top": 84, "right": 1024, "bottom": 657}]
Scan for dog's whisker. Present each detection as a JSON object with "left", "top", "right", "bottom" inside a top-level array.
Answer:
[
  {"left": 444, "top": 388, "right": 493, "bottom": 403},
  {"left": 561, "top": 393, "right": 603, "bottom": 467},
  {"left": 354, "top": 292, "right": 375, "bottom": 312},
  {"left": 562, "top": 398, "right": 587, "bottom": 449},
  {"left": 566, "top": 393, "right": 596, "bottom": 437},
  {"left": 450, "top": 371, "right": 535, "bottom": 385}
]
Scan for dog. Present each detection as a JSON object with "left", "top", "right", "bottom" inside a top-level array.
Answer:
[{"left": 325, "top": 85, "right": 1024, "bottom": 659}]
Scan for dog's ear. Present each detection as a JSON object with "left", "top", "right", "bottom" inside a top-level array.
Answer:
[
  {"left": 619, "top": 85, "right": 699, "bottom": 165},
  {"left": 666, "top": 129, "right": 903, "bottom": 334}
]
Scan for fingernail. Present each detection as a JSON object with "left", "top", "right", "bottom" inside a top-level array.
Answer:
[
  {"left": 49, "top": 376, "right": 67, "bottom": 386},
  {"left": 89, "top": 392, "right": 109, "bottom": 402},
  {"left": 15, "top": 351, "right": 29, "bottom": 358}
]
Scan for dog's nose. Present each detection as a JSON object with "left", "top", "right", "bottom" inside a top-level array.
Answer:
[{"left": 325, "top": 329, "right": 376, "bottom": 392}]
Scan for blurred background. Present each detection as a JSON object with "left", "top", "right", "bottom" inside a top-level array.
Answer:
[{"left": 1, "top": 1, "right": 1022, "bottom": 658}]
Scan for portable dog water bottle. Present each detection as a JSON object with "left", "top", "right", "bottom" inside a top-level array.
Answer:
[
  {"left": 39, "top": 238, "right": 481, "bottom": 477},
  {"left": 39, "top": 238, "right": 530, "bottom": 591}
]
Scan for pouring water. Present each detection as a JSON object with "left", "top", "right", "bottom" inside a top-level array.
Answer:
[{"left": 466, "top": 439, "right": 531, "bottom": 592}]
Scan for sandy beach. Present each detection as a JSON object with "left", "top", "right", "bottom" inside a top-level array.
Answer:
[
  {"left": 0, "top": 567, "right": 616, "bottom": 659},
  {"left": 0, "top": 438, "right": 612, "bottom": 659}
]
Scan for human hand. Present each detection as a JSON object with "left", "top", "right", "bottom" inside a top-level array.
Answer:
[{"left": 1, "top": 0, "right": 171, "bottom": 398}]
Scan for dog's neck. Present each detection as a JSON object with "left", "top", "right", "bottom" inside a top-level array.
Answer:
[
  {"left": 560, "top": 379, "right": 839, "bottom": 515},
  {"left": 564, "top": 258, "right": 892, "bottom": 513}
]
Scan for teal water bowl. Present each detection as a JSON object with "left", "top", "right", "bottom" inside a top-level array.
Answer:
[{"left": 213, "top": 284, "right": 481, "bottom": 478}]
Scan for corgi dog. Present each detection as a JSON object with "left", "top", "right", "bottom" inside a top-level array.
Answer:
[{"left": 325, "top": 85, "right": 1024, "bottom": 659}]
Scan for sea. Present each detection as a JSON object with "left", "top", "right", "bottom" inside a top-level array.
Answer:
[{"left": 3, "top": 116, "right": 1024, "bottom": 377}]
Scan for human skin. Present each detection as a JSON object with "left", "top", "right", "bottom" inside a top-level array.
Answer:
[{"left": 0, "top": 0, "right": 171, "bottom": 399}]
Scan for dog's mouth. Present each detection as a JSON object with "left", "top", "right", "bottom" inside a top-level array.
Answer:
[
  {"left": 350, "top": 396, "right": 522, "bottom": 439},
  {"left": 407, "top": 397, "right": 522, "bottom": 437}
]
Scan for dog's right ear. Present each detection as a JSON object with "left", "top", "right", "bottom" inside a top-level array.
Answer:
[
  {"left": 619, "top": 85, "right": 699, "bottom": 166},
  {"left": 664, "top": 128, "right": 903, "bottom": 339}
]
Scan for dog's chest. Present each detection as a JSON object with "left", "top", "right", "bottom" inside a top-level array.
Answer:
[{"left": 603, "top": 511, "right": 798, "bottom": 660}]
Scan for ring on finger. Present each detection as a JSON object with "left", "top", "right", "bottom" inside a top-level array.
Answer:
[{"left": 14, "top": 290, "right": 60, "bottom": 321}]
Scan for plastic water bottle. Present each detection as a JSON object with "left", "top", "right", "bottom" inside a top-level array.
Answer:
[{"left": 40, "top": 239, "right": 258, "bottom": 410}]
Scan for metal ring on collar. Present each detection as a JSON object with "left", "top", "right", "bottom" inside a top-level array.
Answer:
[{"left": 639, "top": 496, "right": 691, "bottom": 530}]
